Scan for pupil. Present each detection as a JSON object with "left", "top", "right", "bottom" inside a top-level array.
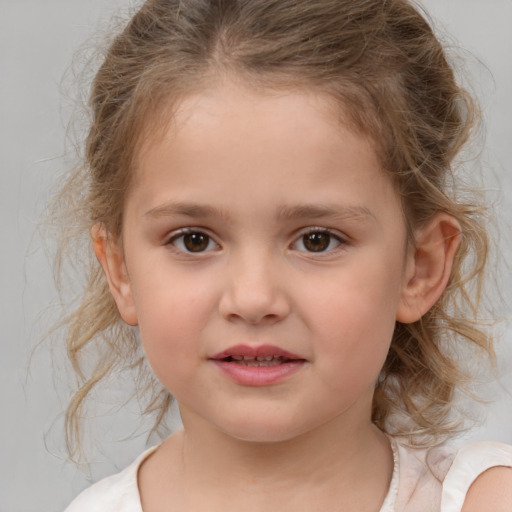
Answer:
[
  {"left": 304, "top": 232, "right": 329, "bottom": 252},
  {"left": 184, "top": 233, "right": 209, "bottom": 252}
]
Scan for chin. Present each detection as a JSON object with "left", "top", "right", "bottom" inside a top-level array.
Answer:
[{"left": 215, "top": 414, "right": 315, "bottom": 445}]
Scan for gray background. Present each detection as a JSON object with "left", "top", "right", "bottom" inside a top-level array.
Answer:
[{"left": 1, "top": 1, "right": 511, "bottom": 510}]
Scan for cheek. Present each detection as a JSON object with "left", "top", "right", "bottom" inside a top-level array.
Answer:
[
  {"left": 131, "top": 274, "right": 216, "bottom": 388},
  {"left": 304, "top": 260, "right": 403, "bottom": 386},
  {"left": 314, "top": 297, "right": 394, "bottom": 383}
]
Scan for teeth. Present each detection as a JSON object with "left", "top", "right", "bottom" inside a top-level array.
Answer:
[{"left": 229, "top": 355, "right": 286, "bottom": 366}]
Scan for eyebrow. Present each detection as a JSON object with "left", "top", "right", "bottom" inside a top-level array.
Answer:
[
  {"left": 144, "top": 201, "right": 231, "bottom": 220},
  {"left": 276, "top": 204, "right": 377, "bottom": 223},
  {"left": 144, "top": 201, "right": 376, "bottom": 223}
]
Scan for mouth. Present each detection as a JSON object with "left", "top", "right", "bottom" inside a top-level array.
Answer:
[
  {"left": 209, "top": 345, "right": 306, "bottom": 386},
  {"left": 210, "top": 345, "right": 304, "bottom": 364},
  {"left": 219, "top": 355, "right": 297, "bottom": 367}
]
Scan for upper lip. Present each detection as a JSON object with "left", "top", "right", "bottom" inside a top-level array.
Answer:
[{"left": 210, "top": 344, "right": 304, "bottom": 361}]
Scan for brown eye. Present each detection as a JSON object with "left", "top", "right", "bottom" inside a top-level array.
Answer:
[
  {"left": 170, "top": 231, "right": 219, "bottom": 253},
  {"left": 302, "top": 232, "right": 330, "bottom": 252},
  {"left": 183, "top": 233, "right": 210, "bottom": 252},
  {"left": 293, "top": 230, "right": 342, "bottom": 253}
]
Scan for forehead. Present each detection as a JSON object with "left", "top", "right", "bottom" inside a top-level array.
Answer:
[
  {"left": 127, "top": 81, "right": 402, "bottom": 229},
  {"left": 135, "top": 81, "right": 379, "bottom": 180}
]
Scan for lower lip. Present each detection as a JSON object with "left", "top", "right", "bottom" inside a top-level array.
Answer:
[{"left": 211, "top": 360, "right": 305, "bottom": 386}]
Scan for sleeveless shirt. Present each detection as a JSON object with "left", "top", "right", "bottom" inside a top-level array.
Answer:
[{"left": 64, "top": 438, "right": 512, "bottom": 512}]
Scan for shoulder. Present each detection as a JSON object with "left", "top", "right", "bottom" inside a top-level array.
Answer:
[
  {"left": 64, "top": 446, "right": 158, "bottom": 512},
  {"left": 442, "top": 441, "right": 512, "bottom": 512},
  {"left": 391, "top": 438, "right": 512, "bottom": 512},
  {"left": 461, "top": 466, "right": 512, "bottom": 512}
]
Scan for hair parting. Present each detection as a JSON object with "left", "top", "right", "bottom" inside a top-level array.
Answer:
[{"left": 50, "top": 0, "right": 494, "bottom": 460}]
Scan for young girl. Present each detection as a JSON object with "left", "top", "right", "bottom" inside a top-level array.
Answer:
[{"left": 58, "top": 0, "right": 512, "bottom": 510}]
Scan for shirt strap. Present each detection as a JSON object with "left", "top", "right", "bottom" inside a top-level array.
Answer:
[{"left": 441, "top": 441, "right": 512, "bottom": 512}]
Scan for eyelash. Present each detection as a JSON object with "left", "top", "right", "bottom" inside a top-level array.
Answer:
[
  {"left": 166, "top": 226, "right": 347, "bottom": 255},
  {"left": 291, "top": 227, "right": 346, "bottom": 254},
  {"left": 166, "top": 228, "right": 220, "bottom": 254}
]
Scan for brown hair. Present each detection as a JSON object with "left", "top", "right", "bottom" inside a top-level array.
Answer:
[{"left": 53, "top": 0, "right": 493, "bottom": 460}]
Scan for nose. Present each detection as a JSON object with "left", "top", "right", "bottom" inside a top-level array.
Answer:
[{"left": 218, "top": 249, "right": 291, "bottom": 325}]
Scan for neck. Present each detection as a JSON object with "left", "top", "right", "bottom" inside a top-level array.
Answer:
[
  {"left": 140, "top": 405, "right": 393, "bottom": 512},
  {"left": 181, "top": 407, "right": 383, "bottom": 483}
]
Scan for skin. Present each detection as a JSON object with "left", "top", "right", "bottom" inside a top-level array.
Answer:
[
  {"left": 462, "top": 466, "right": 512, "bottom": 512},
  {"left": 94, "top": 81, "right": 462, "bottom": 512}
]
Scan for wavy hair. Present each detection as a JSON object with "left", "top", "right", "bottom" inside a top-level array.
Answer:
[{"left": 51, "top": 0, "right": 493, "bottom": 460}]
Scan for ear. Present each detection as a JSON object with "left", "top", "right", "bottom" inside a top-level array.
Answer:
[
  {"left": 91, "top": 224, "right": 138, "bottom": 326},
  {"left": 396, "top": 214, "right": 461, "bottom": 324}
]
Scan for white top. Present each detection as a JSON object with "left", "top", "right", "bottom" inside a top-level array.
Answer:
[{"left": 65, "top": 438, "right": 512, "bottom": 512}]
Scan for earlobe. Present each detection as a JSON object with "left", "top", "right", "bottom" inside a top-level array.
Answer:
[
  {"left": 396, "top": 214, "right": 461, "bottom": 324},
  {"left": 91, "top": 224, "right": 138, "bottom": 326}
]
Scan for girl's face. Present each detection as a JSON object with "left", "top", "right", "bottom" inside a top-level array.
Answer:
[{"left": 114, "top": 83, "right": 415, "bottom": 442}]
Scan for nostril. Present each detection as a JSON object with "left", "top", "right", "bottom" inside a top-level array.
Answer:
[
  {"left": 218, "top": 272, "right": 291, "bottom": 325},
  {"left": 226, "top": 312, "right": 284, "bottom": 325}
]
